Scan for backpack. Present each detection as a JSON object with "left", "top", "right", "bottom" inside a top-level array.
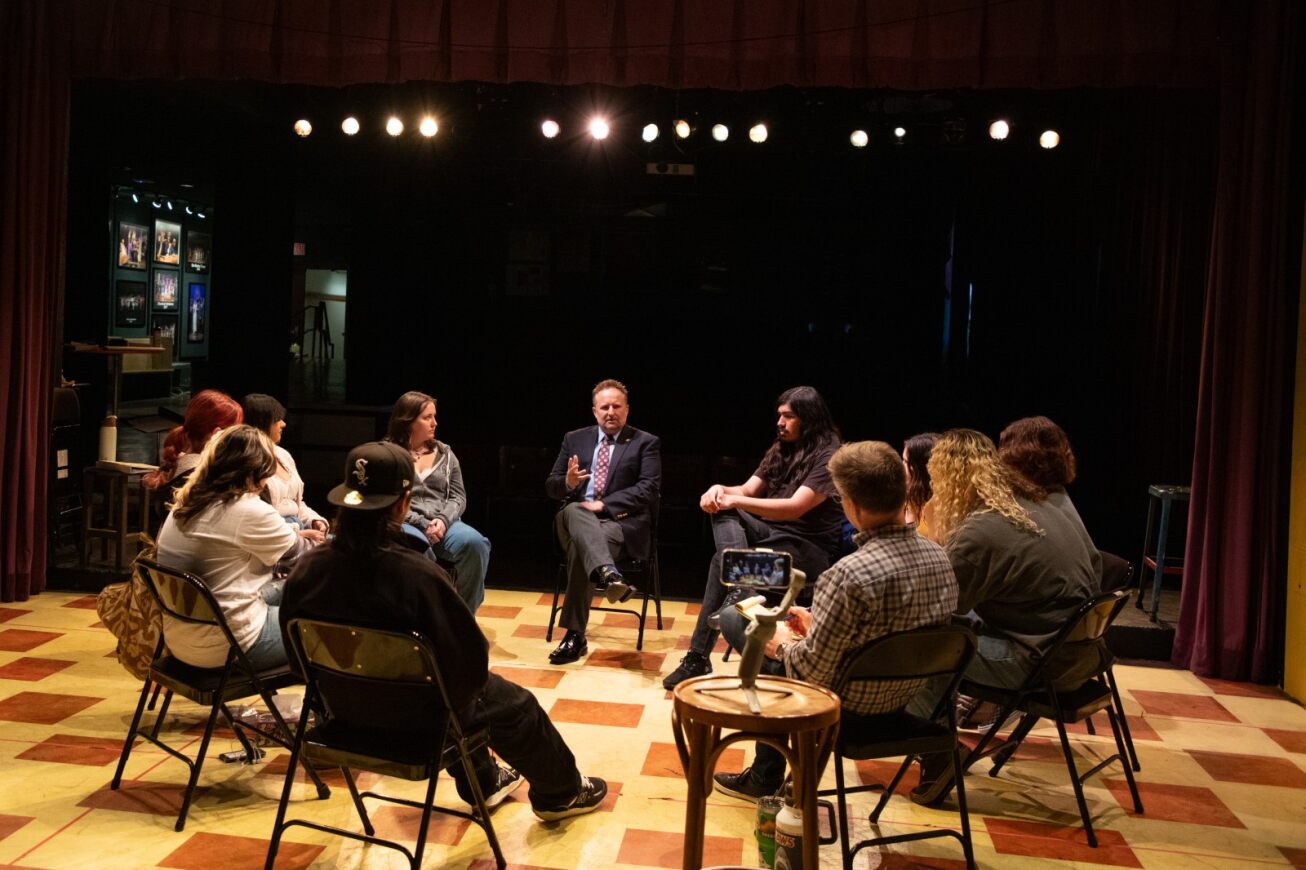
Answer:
[{"left": 95, "top": 534, "right": 167, "bottom": 681}]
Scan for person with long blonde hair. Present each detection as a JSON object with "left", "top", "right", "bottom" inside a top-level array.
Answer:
[{"left": 907, "top": 428, "right": 1104, "bottom": 808}]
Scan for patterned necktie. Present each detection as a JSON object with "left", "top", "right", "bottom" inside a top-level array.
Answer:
[{"left": 593, "top": 435, "right": 612, "bottom": 497}]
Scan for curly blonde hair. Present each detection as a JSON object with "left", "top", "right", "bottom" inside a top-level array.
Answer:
[{"left": 926, "top": 429, "right": 1042, "bottom": 542}]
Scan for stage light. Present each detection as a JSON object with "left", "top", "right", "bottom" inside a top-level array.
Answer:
[
  {"left": 541, "top": 119, "right": 560, "bottom": 138},
  {"left": 184, "top": 205, "right": 193, "bottom": 215},
  {"left": 850, "top": 129, "right": 868, "bottom": 148},
  {"left": 674, "top": 119, "right": 691, "bottom": 139},
  {"left": 419, "top": 117, "right": 438, "bottom": 137},
  {"left": 1040, "top": 129, "right": 1060, "bottom": 149},
  {"left": 711, "top": 124, "right": 729, "bottom": 142},
  {"left": 293, "top": 119, "right": 312, "bottom": 137},
  {"left": 196, "top": 212, "right": 206, "bottom": 219},
  {"left": 342, "top": 116, "right": 360, "bottom": 135},
  {"left": 748, "top": 124, "right": 768, "bottom": 143},
  {"left": 589, "top": 117, "right": 610, "bottom": 140},
  {"left": 130, "top": 192, "right": 139, "bottom": 203},
  {"left": 988, "top": 119, "right": 1010, "bottom": 140},
  {"left": 642, "top": 123, "right": 659, "bottom": 143},
  {"left": 386, "top": 117, "right": 404, "bottom": 136},
  {"left": 151, "top": 199, "right": 162, "bottom": 209},
  {"left": 165, "top": 200, "right": 173, "bottom": 211},
  {"left": 893, "top": 126, "right": 906, "bottom": 139}
]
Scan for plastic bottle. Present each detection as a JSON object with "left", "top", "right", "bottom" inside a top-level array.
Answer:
[
  {"left": 756, "top": 795, "right": 782, "bottom": 868},
  {"left": 98, "top": 415, "right": 118, "bottom": 461},
  {"left": 772, "top": 803, "right": 803, "bottom": 870}
]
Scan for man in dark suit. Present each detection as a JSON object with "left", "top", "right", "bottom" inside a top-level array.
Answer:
[{"left": 545, "top": 379, "right": 661, "bottom": 664}]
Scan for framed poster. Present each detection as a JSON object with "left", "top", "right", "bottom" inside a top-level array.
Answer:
[
  {"left": 153, "top": 219, "right": 181, "bottom": 265},
  {"left": 186, "top": 231, "right": 211, "bottom": 272},
  {"left": 152, "top": 269, "right": 178, "bottom": 310},
  {"left": 117, "top": 221, "right": 148, "bottom": 270},
  {"left": 186, "top": 282, "right": 207, "bottom": 342},
  {"left": 114, "top": 280, "right": 147, "bottom": 328},
  {"left": 151, "top": 314, "right": 178, "bottom": 355}
]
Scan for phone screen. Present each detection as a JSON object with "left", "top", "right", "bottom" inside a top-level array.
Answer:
[{"left": 720, "top": 548, "right": 792, "bottom": 589}]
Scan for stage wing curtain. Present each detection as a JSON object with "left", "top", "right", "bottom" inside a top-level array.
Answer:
[
  {"left": 0, "top": 0, "right": 69, "bottom": 602},
  {"left": 1172, "top": 0, "right": 1303, "bottom": 683}
]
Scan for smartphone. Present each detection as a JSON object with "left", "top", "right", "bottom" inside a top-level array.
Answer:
[{"left": 720, "top": 548, "right": 792, "bottom": 589}]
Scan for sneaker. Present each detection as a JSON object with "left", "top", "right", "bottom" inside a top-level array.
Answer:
[
  {"left": 713, "top": 767, "right": 781, "bottom": 802},
  {"left": 482, "top": 764, "right": 525, "bottom": 809},
  {"left": 910, "top": 751, "right": 964, "bottom": 807},
  {"left": 532, "top": 775, "right": 609, "bottom": 821},
  {"left": 456, "top": 763, "right": 524, "bottom": 810},
  {"left": 662, "top": 651, "right": 712, "bottom": 690}
]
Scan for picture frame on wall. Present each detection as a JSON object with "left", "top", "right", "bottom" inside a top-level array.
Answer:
[
  {"left": 151, "top": 313, "right": 178, "bottom": 353},
  {"left": 117, "top": 221, "right": 149, "bottom": 270},
  {"left": 114, "top": 279, "right": 147, "bottom": 328},
  {"left": 186, "top": 282, "right": 207, "bottom": 342},
  {"left": 186, "top": 231, "right": 211, "bottom": 273},
  {"left": 152, "top": 269, "right": 178, "bottom": 310},
  {"left": 153, "top": 218, "right": 181, "bottom": 265}
]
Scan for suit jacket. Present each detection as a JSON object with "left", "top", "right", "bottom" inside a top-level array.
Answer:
[{"left": 545, "top": 425, "right": 661, "bottom": 561}]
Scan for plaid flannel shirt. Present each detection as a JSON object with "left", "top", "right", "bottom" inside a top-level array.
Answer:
[{"left": 783, "top": 523, "right": 958, "bottom": 715}]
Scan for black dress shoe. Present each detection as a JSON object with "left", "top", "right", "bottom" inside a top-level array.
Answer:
[{"left": 549, "top": 630, "right": 588, "bottom": 665}]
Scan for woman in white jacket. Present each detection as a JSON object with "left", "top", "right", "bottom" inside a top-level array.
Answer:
[{"left": 242, "top": 393, "right": 328, "bottom": 539}]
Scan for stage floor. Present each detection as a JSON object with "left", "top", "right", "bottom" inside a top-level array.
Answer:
[{"left": 0, "top": 589, "right": 1302, "bottom": 868}]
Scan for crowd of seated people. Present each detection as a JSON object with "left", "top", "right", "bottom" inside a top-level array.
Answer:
[{"left": 129, "top": 377, "right": 1107, "bottom": 831}]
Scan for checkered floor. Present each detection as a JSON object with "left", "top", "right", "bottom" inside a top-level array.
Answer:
[{"left": 1, "top": 589, "right": 1304, "bottom": 868}]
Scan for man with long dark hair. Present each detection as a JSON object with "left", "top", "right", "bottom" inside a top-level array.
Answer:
[
  {"left": 663, "top": 385, "right": 845, "bottom": 689},
  {"left": 281, "top": 442, "right": 608, "bottom": 821}
]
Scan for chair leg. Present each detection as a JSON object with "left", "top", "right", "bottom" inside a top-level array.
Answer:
[
  {"left": 258, "top": 690, "right": 330, "bottom": 799},
  {"left": 149, "top": 690, "right": 174, "bottom": 739},
  {"left": 112, "top": 676, "right": 155, "bottom": 789},
  {"left": 545, "top": 562, "right": 564, "bottom": 643},
  {"left": 868, "top": 757, "right": 912, "bottom": 823},
  {"left": 952, "top": 743, "right": 977, "bottom": 870},
  {"left": 989, "top": 713, "right": 1039, "bottom": 777},
  {"left": 1053, "top": 717, "right": 1097, "bottom": 848},
  {"left": 1085, "top": 716, "right": 1097, "bottom": 735},
  {"left": 147, "top": 682, "right": 163, "bottom": 711},
  {"left": 265, "top": 705, "right": 311, "bottom": 870},
  {"left": 635, "top": 582, "right": 649, "bottom": 651},
  {"left": 833, "top": 756, "right": 853, "bottom": 870},
  {"left": 652, "top": 555, "right": 664, "bottom": 630},
  {"left": 342, "top": 766, "right": 375, "bottom": 835},
  {"left": 1136, "top": 496, "right": 1157, "bottom": 610},
  {"left": 1106, "top": 668, "right": 1141, "bottom": 772},
  {"left": 175, "top": 695, "right": 225, "bottom": 831},
  {"left": 454, "top": 744, "right": 507, "bottom": 868},
  {"left": 410, "top": 772, "right": 441, "bottom": 870},
  {"left": 1106, "top": 708, "right": 1144, "bottom": 814}
]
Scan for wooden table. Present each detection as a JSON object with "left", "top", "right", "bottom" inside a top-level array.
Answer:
[
  {"left": 672, "top": 675, "right": 839, "bottom": 870},
  {"left": 70, "top": 344, "right": 166, "bottom": 417}
]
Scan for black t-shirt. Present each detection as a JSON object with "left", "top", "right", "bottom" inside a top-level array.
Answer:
[{"left": 752, "top": 440, "right": 844, "bottom": 552}]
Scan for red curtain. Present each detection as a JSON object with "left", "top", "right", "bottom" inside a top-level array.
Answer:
[
  {"left": 0, "top": 0, "right": 68, "bottom": 602},
  {"left": 1171, "top": 0, "right": 1302, "bottom": 682}
]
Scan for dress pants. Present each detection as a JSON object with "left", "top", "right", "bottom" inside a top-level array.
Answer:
[
  {"left": 554, "top": 502, "right": 625, "bottom": 634},
  {"left": 449, "top": 672, "right": 583, "bottom": 809}
]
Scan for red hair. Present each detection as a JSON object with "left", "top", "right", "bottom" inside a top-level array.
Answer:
[
  {"left": 143, "top": 389, "right": 243, "bottom": 489},
  {"left": 998, "top": 416, "right": 1077, "bottom": 495}
]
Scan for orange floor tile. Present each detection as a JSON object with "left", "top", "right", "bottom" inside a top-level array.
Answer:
[{"left": 1, "top": 589, "right": 1304, "bottom": 868}]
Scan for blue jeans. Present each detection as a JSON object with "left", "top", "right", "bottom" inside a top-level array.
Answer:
[
  {"left": 401, "top": 521, "right": 491, "bottom": 613},
  {"left": 243, "top": 581, "right": 287, "bottom": 670}
]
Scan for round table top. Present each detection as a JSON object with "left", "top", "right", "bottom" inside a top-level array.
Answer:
[{"left": 674, "top": 674, "right": 839, "bottom": 732}]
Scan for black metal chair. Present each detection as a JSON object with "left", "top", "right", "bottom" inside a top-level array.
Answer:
[
  {"left": 265, "top": 619, "right": 507, "bottom": 870},
  {"left": 110, "top": 556, "right": 330, "bottom": 831},
  {"left": 960, "top": 589, "right": 1144, "bottom": 847},
  {"left": 545, "top": 505, "right": 663, "bottom": 651},
  {"left": 816, "top": 624, "right": 978, "bottom": 870}
]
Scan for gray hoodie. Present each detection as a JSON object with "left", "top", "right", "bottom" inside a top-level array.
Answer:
[{"left": 406, "top": 440, "right": 468, "bottom": 530}]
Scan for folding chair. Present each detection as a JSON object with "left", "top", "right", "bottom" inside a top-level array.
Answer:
[
  {"left": 265, "top": 619, "right": 507, "bottom": 870},
  {"left": 817, "top": 624, "right": 978, "bottom": 870},
  {"left": 961, "top": 590, "right": 1144, "bottom": 847},
  {"left": 546, "top": 504, "right": 663, "bottom": 651},
  {"left": 110, "top": 556, "right": 329, "bottom": 831}
]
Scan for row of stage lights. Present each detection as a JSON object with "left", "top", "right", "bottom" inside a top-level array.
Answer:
[
  {"left": 118, "top": 188, "right": 207, "bottom": 219},
  {"left": 291, "top": 116, "right": 1062, "bottom": 149}
]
